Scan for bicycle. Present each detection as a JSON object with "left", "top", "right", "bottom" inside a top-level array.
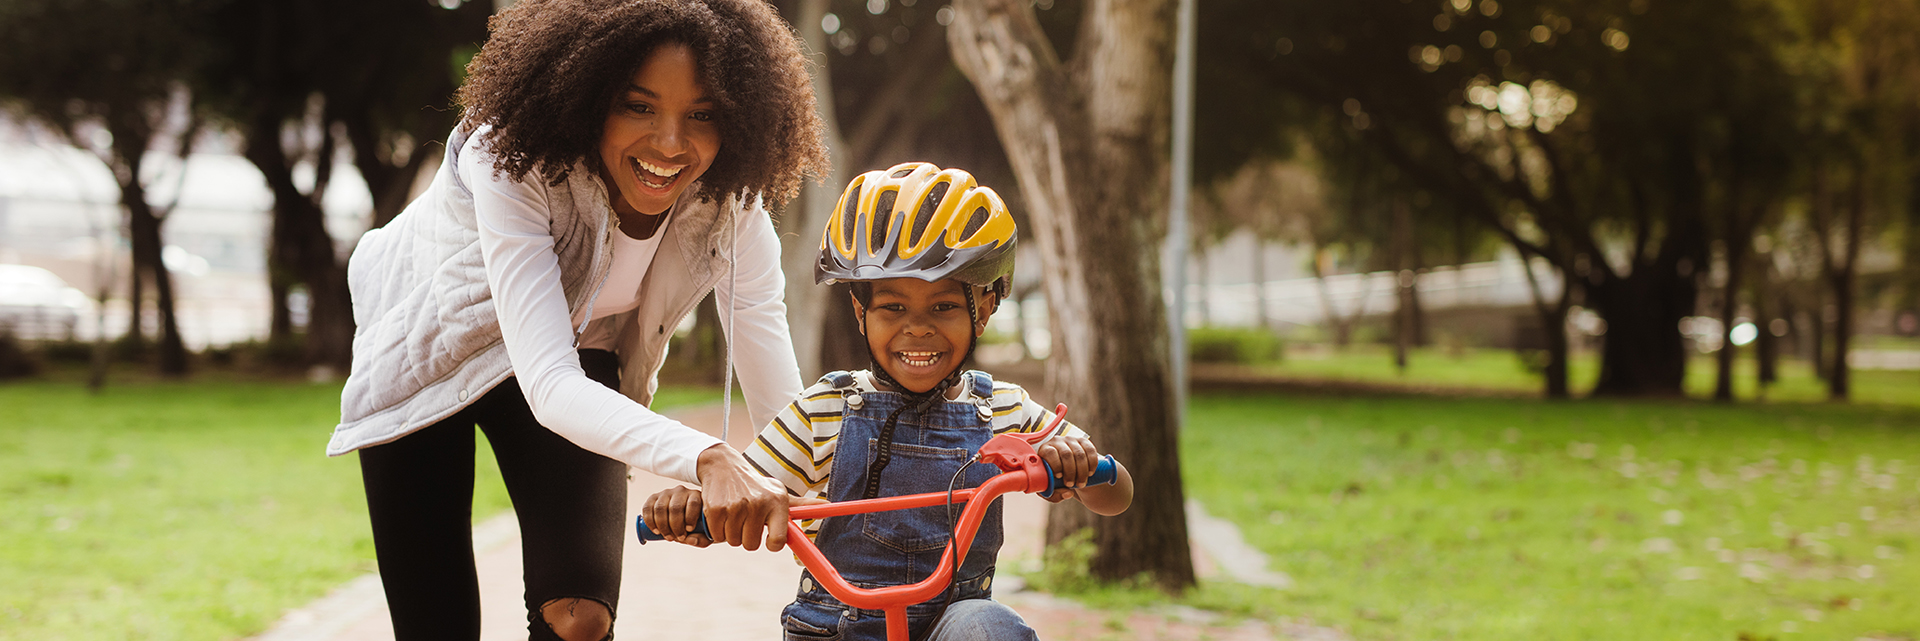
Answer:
[{"left": 636, "top": 404, "right": 1119, "bottom": 641}]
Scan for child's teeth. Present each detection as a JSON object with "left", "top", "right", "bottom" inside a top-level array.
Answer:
[{"left": 899, "top": 352, "right": 940, "bottom": 366}]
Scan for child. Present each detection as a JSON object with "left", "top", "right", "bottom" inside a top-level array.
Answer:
[{"left": 642, "top": 162, "right": 1133, "bottom": 641}]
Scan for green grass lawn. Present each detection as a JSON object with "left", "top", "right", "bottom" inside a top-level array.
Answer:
[
  {"left": 1180, "top": 393, "right": 1920, "bottom": 641},
  {"left": 0, "top": 373, "right": 720, "bottom": 641},
  {"left": 1246, "top": 345, "right": 1920, "bottom": 407}
]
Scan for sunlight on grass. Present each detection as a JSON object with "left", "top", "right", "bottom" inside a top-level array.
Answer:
[
  {"left": 1181, "top": 394, "right": 1920, "bottom": 640},
  {"left": 0, "top": 378, "right": 721, "bottom": 640},
  {"left": 1247, "top": 345, "right": 1920, "bottom": 407}
]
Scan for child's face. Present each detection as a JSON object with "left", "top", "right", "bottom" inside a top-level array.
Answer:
[{"left": 854, "top": 278, "right": 996, "bottom": 394}]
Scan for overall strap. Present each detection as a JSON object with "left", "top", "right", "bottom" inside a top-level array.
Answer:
[{"left": 968, "top": 370, "right": 995, "bottom": 401}]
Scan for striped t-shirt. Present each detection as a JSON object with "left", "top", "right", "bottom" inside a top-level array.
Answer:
[{"left": 744, "top": 370, "right": 1088, "bottom": 537}]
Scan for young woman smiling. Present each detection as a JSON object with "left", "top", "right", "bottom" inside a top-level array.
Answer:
[{"left": 328, "top": 1, "right": 828, "bottom": 640}]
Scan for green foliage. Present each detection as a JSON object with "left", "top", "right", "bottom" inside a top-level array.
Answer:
[
  {"left": 1182, "top": 393, "right": 1920, "bottom": 640},
  {"left": 1188, "top": 327, "right": 1284, "bottom": 364},
  {"left": 1027, "top": 528, "right": 1101, "bottom": 594}
]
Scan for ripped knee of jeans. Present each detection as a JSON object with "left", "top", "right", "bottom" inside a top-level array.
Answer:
[{"left": 534, "top": 596, "right": 614, "bottom": 641}]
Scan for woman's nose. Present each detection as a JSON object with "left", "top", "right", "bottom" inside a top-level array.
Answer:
[{"left": 651, "top": 119, "right": 689, "bottom": 157}]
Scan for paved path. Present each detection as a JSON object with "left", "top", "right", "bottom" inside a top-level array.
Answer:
[{"left": 252, "top": 404, "right": 1343, "bottom": 641}]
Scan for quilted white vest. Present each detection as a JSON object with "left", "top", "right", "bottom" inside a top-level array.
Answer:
[{"left": 328, "top": 126, "right": 742, "bottom": 456}]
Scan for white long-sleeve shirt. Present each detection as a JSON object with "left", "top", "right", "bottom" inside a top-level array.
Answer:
[{"left": 466, "top": 130, "right": 801, "bottom": 484}]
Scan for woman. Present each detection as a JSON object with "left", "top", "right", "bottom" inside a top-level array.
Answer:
[{"left": 326, "top": 1, "right": 828, "bottom": 639}]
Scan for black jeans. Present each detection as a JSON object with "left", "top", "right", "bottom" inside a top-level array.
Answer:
[{"left": 360, "top": 349, "right": 628, "bottom": 641}]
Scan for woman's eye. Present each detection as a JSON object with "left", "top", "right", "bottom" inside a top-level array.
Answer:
[
  {"left": 690, "top": 111, "right": 716, "bottom": 122},
  {"left": 625, "top": 102, "right": 653, "bottom": 115}
]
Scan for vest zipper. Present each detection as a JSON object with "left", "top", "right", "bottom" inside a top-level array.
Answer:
[{"left": 572, "top": 210, "right": 616, "bottom": 347}]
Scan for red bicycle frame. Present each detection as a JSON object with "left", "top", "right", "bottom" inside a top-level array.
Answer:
[
  {"left": 777, "top": 405, "right": 1071, "bottom": 641},
  {"left": 635, "top": 405, "right": 1081, "bottom": 640}
]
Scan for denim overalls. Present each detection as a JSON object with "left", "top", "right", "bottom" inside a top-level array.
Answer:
[{"left": 780, "top": 370, "right": 1005, "bottom": 641}]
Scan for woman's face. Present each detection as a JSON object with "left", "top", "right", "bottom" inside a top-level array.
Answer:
[{"left": 598, "top": 42, "right": 721, "bottom": 216}]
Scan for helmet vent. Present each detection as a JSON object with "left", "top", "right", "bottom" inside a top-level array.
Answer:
[
  {"left": 840, "top": 185, "right": 863, "bottom": 251},
  {"left": 890, "top": 167, "right": 915, "bottom": 178},
  {"left": 908, "top": 182, "right": 948, "bottom": 248},
  {"left": 871, "top": 190, "right": 899, "bottom": 254},
  {"left": 960, "top": 206, "right": 991, "bottom": 241}
]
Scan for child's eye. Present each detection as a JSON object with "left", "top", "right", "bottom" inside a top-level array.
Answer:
[
  {"left": 878, "top": 303, "right": 907, "bottom": 313},
  {"left": 933, "top": 303, "right": 961, "bottom": 312}
]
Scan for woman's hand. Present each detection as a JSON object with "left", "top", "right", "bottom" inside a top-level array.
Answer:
[
  {"left": 642, "top": 485, "right": 712, "bottom": 547},
  {"left": 1036, "top": 433, "right": 1100, "bottom": 503},
  {"left": 694, "top": 444, "right": 793, "bottom": 551}
]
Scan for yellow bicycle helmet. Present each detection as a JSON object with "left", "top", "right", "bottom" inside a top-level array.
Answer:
[{"left": 816, "top": 162, "right": 1017, "bottom": 296}]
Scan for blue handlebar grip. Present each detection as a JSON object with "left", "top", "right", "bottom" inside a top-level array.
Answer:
[
  {"left": 1040, "top": 455, "right": 1118, "bottom": 498},
  {"left": 634, "top": 513, "right": 709, "bottom": 544}
]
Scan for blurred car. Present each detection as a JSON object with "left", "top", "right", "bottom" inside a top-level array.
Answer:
[{"left": 0, "top": 264, "right": 91, "bottom": 340}]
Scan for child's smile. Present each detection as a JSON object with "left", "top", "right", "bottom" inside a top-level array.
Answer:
[{"left": 857, "top": 277, "right": 993, "bottom": 394}]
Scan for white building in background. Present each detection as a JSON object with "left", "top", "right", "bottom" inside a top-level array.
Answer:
[{"left": 0, "top": 119, "right": 372, "bottom": 348}]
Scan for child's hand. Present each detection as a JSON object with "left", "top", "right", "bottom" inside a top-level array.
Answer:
[
  {"left": 642, "top": 486, "right": 711, "bottom": 547},
  {"left": 1035, "top": 433, "right": 1101, "bottom": 503}
]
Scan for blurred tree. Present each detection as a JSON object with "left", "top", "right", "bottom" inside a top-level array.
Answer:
[
  {"left": 1205, "top": 0, "right": 1804, "bottom": 398},
  {"left": 198, "top": 0, "right": 488, "bottom": 370},
  {"left": 1196, "top": 159, "right": 1329, "bottom": 332},
  {"left": 769, "top": 0, "right": 852, "bottom": 380},
  {"left": 1772, "top": 0, "right": 1920, "bottom": 401},
  {"left": 769, "top": 0, "right": 1024, "bottom": 378},
  {"left": 0, "top": 0, "right": 207, "bottom": 377},
  {"left": 948, "top": 0, "right": 1194, "bottom": 591}
]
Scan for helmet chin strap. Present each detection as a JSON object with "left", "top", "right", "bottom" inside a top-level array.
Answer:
[{"left": 857, "top": 285, "right": 985, "bottom": 500}]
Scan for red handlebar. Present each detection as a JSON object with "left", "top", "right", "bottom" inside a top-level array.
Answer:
[{"left": 776, "top": 404, "right": 1071, "bottom": 640}]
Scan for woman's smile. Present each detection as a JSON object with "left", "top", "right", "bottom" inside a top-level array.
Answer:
[{"left": 631, "top": 157, "right": 685, "bottom": 190}]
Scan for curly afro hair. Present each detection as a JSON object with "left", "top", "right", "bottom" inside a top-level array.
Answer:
[{"left": 457, "top": 0, "right": 828, "bottom": 204}]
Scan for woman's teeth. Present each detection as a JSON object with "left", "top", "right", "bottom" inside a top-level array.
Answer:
[
  {"left": 898, "top": 352, "right": 941, "bottom": 367},
  {"left": 632, "top": 158, "right": 683, "bottom": 189}
]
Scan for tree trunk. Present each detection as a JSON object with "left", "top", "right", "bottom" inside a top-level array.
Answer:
[
  {"left": 949, "top": 0, "right": 1194, "bottom": 592},
  {"left": 246, "top": 111, "right": 355, "bottom": 371},
  {"left": 1392, "top": 201, "right": 1412, "bottom": 373},
  {"left": 1806, "top": 305, "right": 1827, "bottom": 382},
  {"left": 267, "top": 264, "right": 296, "bottom": 354},
  {"left": 123, "top": 188, "right": 188, "bottom": 375},
  {"left": 1754, "top": 259, "right": 1778, "bottom": 387},
  {"left": 346, "top": 115, "right": 441, "bottom": 231},
  {"left": 1518, "top": 253, "right": 1571, "bottom": 399},
  {"left": 107, "top": 122, "right": 189, "bottom": 376},
  {"left": 772, "top": 0, "right": 851, "bottom": 380},
  {"left": 1310, "top": 248, "right": 1368, "bottom": 349},
  {"left": 1714, "top": 232, "right": 1751, "bottom": 403},
  {"left": 1193, "top": 243, "right": 1209, "bottom": 327},
  {"left": 1588, "top": 212, "right": 1703, "bottom": 397},
  {"left": 1252, "top": 238, "right": 1269, "bottom": 330},
  {"left": 1827, "top": 170, "right": 1865, "bottom": 401}
]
